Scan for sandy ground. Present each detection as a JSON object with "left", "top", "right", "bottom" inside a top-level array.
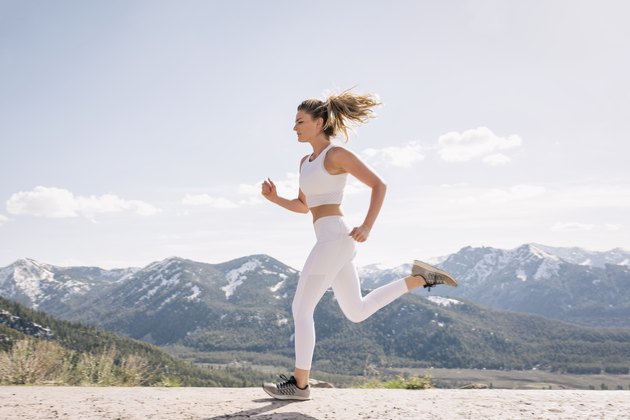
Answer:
[{"left": 0, "top": 387, "right": 629, "bottom": 419}]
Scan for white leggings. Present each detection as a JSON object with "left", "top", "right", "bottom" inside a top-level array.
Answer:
[{"left": 292, "top": 215, "right": 409, "bottom": 370}]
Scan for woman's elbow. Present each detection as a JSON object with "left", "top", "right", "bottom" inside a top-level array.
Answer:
[{"left": 297, "top": 199, "right": 309, "bottom": 213}]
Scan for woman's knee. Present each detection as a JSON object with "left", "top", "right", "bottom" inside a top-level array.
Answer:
[
  {"left": 292, "top": 300, "right": 315, "bottom": 323},
  {"left": 342, "top": 306, "right": 367, "bottom": 323}
]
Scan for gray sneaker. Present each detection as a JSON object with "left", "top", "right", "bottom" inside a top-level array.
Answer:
[
  {"left": 262, "top": 374, "right": 311, "bottom": 400},
  {"left": 412, "top": 260, "right": 458, "bottom": 291}
]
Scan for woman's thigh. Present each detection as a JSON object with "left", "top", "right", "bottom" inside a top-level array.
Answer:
[
  {"left": 330, "top": 258, "right": 364, "bottom": 319},
  {"left": 293, "top": 238, "right": 355, "bottom": 313}
]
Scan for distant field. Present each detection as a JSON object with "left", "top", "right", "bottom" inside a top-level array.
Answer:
[
  {"left": 393, "top": 366, "right": 630, "bottom": 390},
  {"left": 162, "top": 346, "right": 630, "bottom": 390}
]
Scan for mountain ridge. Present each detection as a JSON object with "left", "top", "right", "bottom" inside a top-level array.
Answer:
[
  {"left": 3, "top": 247, "right": 630, "bottom": 375},
  {"left": 2, "top": 243, "right": 630, "bottom": 327}
]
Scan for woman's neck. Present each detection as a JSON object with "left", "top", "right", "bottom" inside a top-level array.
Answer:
[{"left": 310, "top": 139, "right": 331, "bottom": 157}]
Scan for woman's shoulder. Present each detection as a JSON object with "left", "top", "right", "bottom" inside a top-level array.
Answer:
[
  {"left": 326, "top": 143, "right": 360, "bottom": 172},
  {"left": 328, "top": 143, "right": 356, "bottom": 159}
]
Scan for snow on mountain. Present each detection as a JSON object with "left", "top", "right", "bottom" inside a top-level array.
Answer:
[
  {"left": 137, "top": 265, "right": 183, "bottom": 303},
  {"left": 269, "top": 274, "right": 288, "bottom": 293},
  {"left": 3, "top": 244, "right": 629, "bottom": 337},
  {"left": 186, "top": 285, "right": 201, "bottom": 301},
  {"left": 0, "top": 258, "right": 139, "bottom": 312},
  {"left": 0, "top": 308, "right": 54, "bottom": 339},
  {"left": 426, "top": 296, "right": 462, "bottom": 307},
  {"left": 2, "top": 258, "right": 56, "bottom": 308},
  {"left": 222, "top": 259, "right": 262, "bottom": 299},
  {"left": 358, "top": 243, "right": 563, "bottom": 290},
  {"left": 442, "top": 243, "right": 563, "bottom": 286},
  {"left": 358, "top": 263, "right": 411, "bottom": 289},
  {"left": 57, "top": 254, "right": 301, "bottom": 344},
  {"left": 533, "top": 257, "right": 561, "bottom": 280},
  {"left": 357, "top": 243, "right": 630, "bottom": 327},
  {"left": 214, "top": 255, "right": 298, "bottom": 302},
  {"left": 102, "top": 256, "right": 213, "bottom": 309},
  {"left": 438, "top": 244, "right": 630, "bottom": 327},
  {"left": 531, "top": 243, "right": 630, "bottom": 268},
  {"left": 0, "top": 258, "right": 87, "bottom": 309}
]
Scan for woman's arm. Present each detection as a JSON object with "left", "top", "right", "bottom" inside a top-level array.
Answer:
[
  {"left": 261, "top": 156, "right": 310, "bottom": 214},
  {"left": 329, "top": 147, "right": 387, "bottom": 242},
  {"left": 261, "top": 178, "right": 309, "bottom": 214}
]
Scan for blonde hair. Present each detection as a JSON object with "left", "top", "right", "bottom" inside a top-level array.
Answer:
[{"left": 297, "top": 86, "right": 382, "bottom": 142}]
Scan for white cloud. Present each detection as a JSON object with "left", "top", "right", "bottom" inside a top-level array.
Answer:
[
  {"left": 483, "top": 153, "right": 512, "bottom": 166},
  {"left": 76, "top": 194, "right": 160, "bottom": 217},
  {"left": 7, "top": 186, "right": 76, "bottom": 218},
  {"left": 0, "top": 214, "right": 8, "bottom": 226},
  {"left": 181, "top": 177, "right": 286, "bottom": 209},
  {"left": 552, "top": 222, "right": 596, "bottom": 231},
  {"left": 437, "top": 127, "right": 522, "bottom": 164},
  {"left": 6, "top": 186, "right": 161, "bottom": 219},
  {"left": 361, "top": 141, "right": 425, "bottom": 168},
  {"left": 605, "top": 224, "right": 622, "bottom": 231},
  {"left": 238, "top": 196, "right": 264, "bottom": 206}
]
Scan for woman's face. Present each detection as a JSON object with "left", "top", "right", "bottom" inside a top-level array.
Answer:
[{"left": 294, "top": 110, "right": 322, "bottom": 142}]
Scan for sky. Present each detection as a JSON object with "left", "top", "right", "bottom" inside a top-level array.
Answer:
[{"left": 1, "top": 0, "right": 629, "bottom": 271}]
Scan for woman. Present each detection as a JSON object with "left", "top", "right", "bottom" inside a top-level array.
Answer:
[{"left": 260, "top": 88, "right": 457, "bottom": 400}]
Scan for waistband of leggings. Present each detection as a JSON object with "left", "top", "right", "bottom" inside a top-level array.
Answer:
[{"left": 313, "top": 215, "right": 345, "bottom": 227}]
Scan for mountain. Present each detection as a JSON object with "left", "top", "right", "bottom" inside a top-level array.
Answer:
[
  {"left": 308, "top": 290, "right": 630, "bottom": 374},
  {"left": 360, "top": 243, "right": 630, "bottom": 327},
  {"left": 530, "top": 243, "right": 630, "bottom": 267},
  {"left": 0, "top": 296, "right": 272, "bottom": 386},
  {"left": 62, "top": 255, "right": 298, "bottom": 347},
  {"left": 2, "top": 249, "right": 630, "bottom": 376},
  {"left": 0, "top": 306, "right": 54, "bottom": 344},
  {"left": 358, "top": 263, "right": 412, "bottom": 288},
  {"left": 0, "top": 257, "right": 138, "bottom": 313}
]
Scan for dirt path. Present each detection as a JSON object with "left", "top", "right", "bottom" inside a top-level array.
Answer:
[{"left": 0, "top": 387, "right": 628, "bottom": 419}]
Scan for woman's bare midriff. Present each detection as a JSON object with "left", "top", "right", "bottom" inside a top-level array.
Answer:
[{"left": 310, "top": 204, "right": 343, "bottom": 223}]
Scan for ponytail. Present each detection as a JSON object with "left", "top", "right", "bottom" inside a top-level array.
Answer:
[{"left": 297, "top": 86, "right": 382, "bottom": 141}]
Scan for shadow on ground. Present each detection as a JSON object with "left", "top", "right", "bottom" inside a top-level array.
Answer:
[{"left": 204, "top": 398, "right": 317, "bottom": 420}]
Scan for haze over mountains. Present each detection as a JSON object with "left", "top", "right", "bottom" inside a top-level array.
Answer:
[
  {"left": 360, "top": 243, "right": 630, "bottom": 327},
  {"left": 2, "top": 243, "right": 629, "bottom": 328},
  {"left": 1, "top": 243, "right": 630, "bottom": 373}
]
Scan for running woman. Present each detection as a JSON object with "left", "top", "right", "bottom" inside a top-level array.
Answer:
[{"left": 260, "top": 88, "right": 457, "bottom": 400}]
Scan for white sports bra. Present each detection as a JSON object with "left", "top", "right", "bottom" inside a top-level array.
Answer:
[{"left": 299, "top": 143, "right": 348, "bottom": 208}]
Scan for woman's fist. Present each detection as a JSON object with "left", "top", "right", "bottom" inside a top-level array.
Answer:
[
  {"left": 349, "top": 224, "right": 371, "bottom": 242},
  {"left": 261, "top": 178, "right": 278, "bottom": 202}
]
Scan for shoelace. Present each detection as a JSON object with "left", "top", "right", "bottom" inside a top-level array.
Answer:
[
  {"left": 275, "top": 374, "right": 298, "bottom": 395},
  {"left": 423, "top": 272, "right": 445, "bottom": 291}
]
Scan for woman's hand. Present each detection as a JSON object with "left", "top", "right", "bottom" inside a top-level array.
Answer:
[
  {"left": 349, "top": 224, "right": 371, "bottom": 242},
  {"left": 261, "top": 177, "right": 278, "bottom": 203}
]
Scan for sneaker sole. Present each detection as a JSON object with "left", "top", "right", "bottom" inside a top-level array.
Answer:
[
  {"left": 412, "top": 260, "right": 458, "bottom": 287},
  {"left": 262, "top": 386, "right": 310, "bottom": 401}
]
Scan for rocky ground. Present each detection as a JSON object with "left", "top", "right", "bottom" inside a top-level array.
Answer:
[{"left": 0, "top": 387, "right": 628, "bottom": 419}]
